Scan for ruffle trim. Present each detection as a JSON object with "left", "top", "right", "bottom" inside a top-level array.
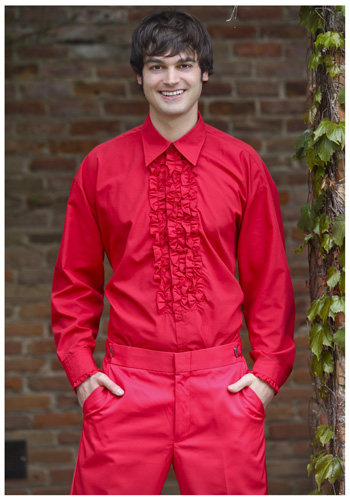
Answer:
[
  {"left": 252, "top": 370, "right": 280, "bottom": 394},
  {"left": 72, "top": 368, "right": 102, "bottom": 391},
  {"left": 148, "top": 147, "right": 204, "bottom": 314}
]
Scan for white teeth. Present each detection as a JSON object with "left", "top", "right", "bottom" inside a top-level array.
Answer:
[{"left": 160, "top": 90, "right": 184, "bottom": 96}]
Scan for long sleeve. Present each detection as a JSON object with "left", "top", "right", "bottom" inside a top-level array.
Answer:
[
  {"left": 237, "top": 159, "right": 295, "bottom": 393},
  {"left": 51, "top": 154, "right": 105, "bottom": 390}
]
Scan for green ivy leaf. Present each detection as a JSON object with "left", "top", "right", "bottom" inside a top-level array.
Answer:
[
  {"left": 313, "top": 86, "right": 323, "bottom": 105},
  {"left": 306, "top": 148, "right": 324, "bottom": 171},
  {"left": 297, "top": 204, "right": 315, "bottom": 232},
  {"left": 315, "top": 424, "right": 334, "bottom": 446},
  {"left": 309, "top": 51, "right": 323, "bottom": 70},
  {"left": 315, "top": 31, "right": 345, "bottom": 50},
  {"left": 333, "top": 327, "right": 345, "bottom": 352},
  {"left": 309, "top": 322, "right": 332, "bottom": 359},
  {"left": 324, "top": 54, "right": 341, "bottom": 78},
  {"left": 330, "top": 295, "right": 345, "bottom": 314},
  {"left": 321, "top": 350, "right": 334, "bottom": 374},
  {"left": 321, "top": 233, "right": 334, "bottom": 254},
  {"left": 294, "top": 129, "right": 312, "bottom": 160},
  {"left": 319, "top": 296, "right": 331, "bottom": 323},
  {"left": 338, "top": 244, "right": 345, "bottom": 268},
  {"left": 299, "top": 7, "right": 324, "bottom": 34},
  {"left": 295, "top": 233, "right": 313, "bottom": 254},
  {"left": 307, "top": 295, "right": 326, "bottom": 322},
  {"left": 314, "top": 135, "right": 339, "bottom": 163},
  {"left": 313, "top": 118, "right": 345, "bottom": 146},
  {"left": 339, "top": 273, "right": 345, "bottom": 294},
  {"left": 311, "top": 353, "right": 324, "bottom": 380},
  {"left": 332, "top": 214, "right": 345, "bottom": 246},
  {"left": 338, "top": 87, "right": 345, "bottom": 106},
  {"left": 326, "top": 267, "right": 341, "bottom": 289}
]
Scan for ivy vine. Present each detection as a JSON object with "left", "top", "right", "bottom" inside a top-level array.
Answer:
[{"left": 294, "top": 6, "right": 345, "bottom": 494}]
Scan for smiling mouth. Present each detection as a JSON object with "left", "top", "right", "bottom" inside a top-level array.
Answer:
[{"left": 160, "top": 90, "right": 185, "bottom": 97}]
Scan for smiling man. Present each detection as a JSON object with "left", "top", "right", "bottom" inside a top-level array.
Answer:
[{"left": 51, "top": 10, "right": 295, "bottom": 495}]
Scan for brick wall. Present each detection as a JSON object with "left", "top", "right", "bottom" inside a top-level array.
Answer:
[{"left": 5, "top": 5, "right": 312, "bottom": 495}]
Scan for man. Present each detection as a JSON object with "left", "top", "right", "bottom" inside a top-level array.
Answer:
[{"left": 51, "top": 10, "right": 295, "bottom": 495}]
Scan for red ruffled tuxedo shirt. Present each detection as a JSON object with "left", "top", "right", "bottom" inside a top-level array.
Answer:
[{"left": 51, "top": 113, "right": 295, "bottom": 392}]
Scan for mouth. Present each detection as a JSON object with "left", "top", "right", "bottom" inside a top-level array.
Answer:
[{"left": 159, "top": 90, "right": 185, "bottom": 97}]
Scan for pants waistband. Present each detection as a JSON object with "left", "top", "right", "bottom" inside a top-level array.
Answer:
[{"left": 105, "top": 339, "right": 243, "bottom": 374}]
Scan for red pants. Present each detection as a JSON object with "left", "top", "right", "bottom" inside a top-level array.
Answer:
[{"left": 71, "top": 339, "right": 267, "bottom": 495}]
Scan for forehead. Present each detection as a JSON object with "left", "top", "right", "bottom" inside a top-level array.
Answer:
[{"left": 144, "top": 50, "right": 198, "bottom": 63}]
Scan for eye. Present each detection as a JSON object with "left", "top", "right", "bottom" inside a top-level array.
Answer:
[
  {"left": 179, "top": 63, "right": 192, "bottom": 69},
  {"left": 149, "top": 65, "right": 163, "bottom": 71}
]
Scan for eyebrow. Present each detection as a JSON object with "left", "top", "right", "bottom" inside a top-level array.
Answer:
[{"left": 145, "top": 56, "right": 197, "bottom": 66}]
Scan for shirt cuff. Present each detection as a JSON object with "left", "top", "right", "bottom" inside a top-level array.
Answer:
[
  {"left": 252, "top": 370, "right": 280, "bottom": 394},
  {"left": 60, "top": 348, "right": 100, "bottom": 390}
]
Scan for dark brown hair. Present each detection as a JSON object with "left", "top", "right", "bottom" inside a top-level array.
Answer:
[{"left": 130, "top": 10, "right": 214, "bottom": 77}]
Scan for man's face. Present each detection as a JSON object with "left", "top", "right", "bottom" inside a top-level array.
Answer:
[{"left": 137, "top": 51, "right": 209, "bottom": 122}]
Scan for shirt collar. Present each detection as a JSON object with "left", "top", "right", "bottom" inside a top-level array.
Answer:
[{"left": 141, "top": 112, "right": 206, "bottom": 167}]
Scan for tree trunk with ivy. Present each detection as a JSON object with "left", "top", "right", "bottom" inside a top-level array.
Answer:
[{"left": 295, "top": 6, "right": 345, "bottom": 494}]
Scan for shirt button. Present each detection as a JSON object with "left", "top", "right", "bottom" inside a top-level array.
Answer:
[{"left": 176, "top": 315, "right": 183, "bottom": 321}]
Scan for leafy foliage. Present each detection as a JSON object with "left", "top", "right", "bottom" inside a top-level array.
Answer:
[{"left": 296, "top": 5, "right": 345, "bottom": 494}]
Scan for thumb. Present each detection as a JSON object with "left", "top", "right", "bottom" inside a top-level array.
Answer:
[
  {"left": 98, "top": 372, "right": 124, "bottom": 397},
  {"left": 228, "top": 373, "right": 255, "bottom": 393}
]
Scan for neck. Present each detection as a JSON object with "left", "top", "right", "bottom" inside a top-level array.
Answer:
[{"left": 149, "top": 107, "right": 198, "bottom": 142}]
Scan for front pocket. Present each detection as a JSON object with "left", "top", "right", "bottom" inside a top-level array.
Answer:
[
  {"left": 240, "top": 386, "right": 266, "bottom": 419},
  {"left": 82, "top": 385, "right": 108, "bottom": 415}
]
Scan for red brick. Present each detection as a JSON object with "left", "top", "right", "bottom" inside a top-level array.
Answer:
[
  {"left": 27, "top": 340, "right": 57, "bottom": 355},
  {"left": 42, "top": 62, "right": 93, "bottom": 78},
  {"left": 205, "top": 119, "right": 229, "bottom": 133},
  {"left": 208, "top": 25, "right": 257, "bottom": 39},
  {"left": 49, "top": 101, "right": 100, "bottom": 117},
  {"left": 5, "top": 376, "right": 23, "bottom": 391},
  {"left": 286, "top": 42, "right": 308, "bottom": 59},
  {"left": 292, "top": 227, "right": 305, "bottom": 242},
  {"left": 4, "top": 488, "right": 29, "bottom": 495},
  {"left": 28, "top": 448, "right": 73, "bottom": 464},
  {"left": 294, "top": 332, "right": 309, "bottom": 348},
  {"left": 258, "top": 61, "right": 306, "bottom": 79},
  {"left": 201, "top": 81, "right": 232, "bottom": 96},
  {"left": 50, "top": 139, "right": 99, "bottom": 154},
  {"left": 5, "top": 340, "right": 22, "bottom": 354},
  {"left": 104, "top": 101, "right": 149, "bottom": 115},
  {"left": 209, "top": 101, "right": 255, "bottom": 115},
  {"left": 275, "top": 385, "right": 313, "bottom": 403},
  {"left": 237, "top": 6, "right": 283, "bottom": 19},
  {"left": 17, "top": 120, "right": 66, "bottom": 135},
  {"left": 50, "top": 468, "right": 75, "bottom": 483},
  {"left": 293, "top": 440, "right": 312, "bottom": 456},
  {"left": 32, "top": 487, "right": 70, "bottom": 495},
  {"left": 5, "top": 413, "right": 31, "bottom": 429},
  {"left": 56, "top": 395, "right": 79, "bottom": 408},
  {"left": 6, "top": 138, "right": 46, "bottom": 155},
  {"left": 214, "top": 61, "right": 253, "bottom": 77},
  {"left": 6, "top": 101, "right": 46, "bottom": 114},
  {"left": 30, "top": 157, "right": 76, "bottom": 172},
  {"left": 261, "top": 24, "right": 307, "bottom": 38},
  {"left": 293, "top": 368, "right": 312, "bottom": 384},
  {"left": 237, "top": 137, "right": 262, "bottom": 151},
  {"left": 184, "top": 6, "right": 232, "bottom": 21},
  {"left": 6, "top": 322, "right": 44, "bottom": 337},
  {"left": 6, "top": 468, "right": 47, "bottom": 485},
  {"left": 127, "top": 6, "right": 172, "bottom": 21},
  {"left": 287, "top": 118, "right": 306, "bottom": 133},
  {"left": 33, "top": 412, "right": 82, "bottom": 428},
  {"left": 236, "top": 81, "right": 279, "bottom": 97},
  {"left": 71, "top": 120, "right": 121, "bottom": 136},
  {"left": 261, "top": 100, "right": 306, "bottom": 115},
  {"left": 28, "top": 375, "right": 71, "bottom": 391},
  {"left": 269, "top": 422, "right": 311, "bottom": 440},
  {"left": 6, "top": 394, "right": 51, "bottom": 411},
  {"left": 266, "top": 403, "right": 295, "bottom": 420},
  {"left": 58, "top": 431, "right": 82, "bottom": 444},
  {"left": 279, "top": 192, "right": 290, "bottom": 205},
  {"left": 51, "top": 358, "right": 65, "bottom": 372},
  {"left": 18, "top": 44, "right": 69, "bottom": 59},
  {"left": 6, "top": 358, "right": 45, "bottom": 372},
  {"left": 234, "top": 118, "right": 283, "bottom": 134},
  {"left": 5, "top": 64, "right": 38, "bottom": 79},
  {"left": 97, "top": 64, "right": 135, "bottom": 78},
  {"left": 234, "top": 43, "right": 282, "bottom": 57},
  {"left": 267, "top": 136, "right": 299, "bottom": 152},
  {"left": 286, "top": 81, "right": 307, "bottom": 97},
  {"left": 5, "top": 269, "right": 15, "bottom": 282},
  {"left": 20, "top": 82, "right": 72, "bottom": 99},
  {"left": 20, "top": 303, "right": 51, "bottom": 319},
  {"left": 74, "top": 81, "right": 125, "bottom": 97},
  {"left": 268, "top": 480, "right": 293, "bottom": 495}
]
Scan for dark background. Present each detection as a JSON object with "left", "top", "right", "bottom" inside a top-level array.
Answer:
[{"left": 5, "top": 5, "right": 313, "bottom": 494}]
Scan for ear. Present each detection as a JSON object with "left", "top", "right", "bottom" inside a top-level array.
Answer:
[
  {"left": 137, "top": 75, "right": 143, "bottom": 86},
  {"left": 202, "top": 71, "right": 209, "bottom": 83}
]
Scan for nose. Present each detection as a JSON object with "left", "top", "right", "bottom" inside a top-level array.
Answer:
[{"left": 163, "top": 67, "right": 180, "bottom": 86}]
